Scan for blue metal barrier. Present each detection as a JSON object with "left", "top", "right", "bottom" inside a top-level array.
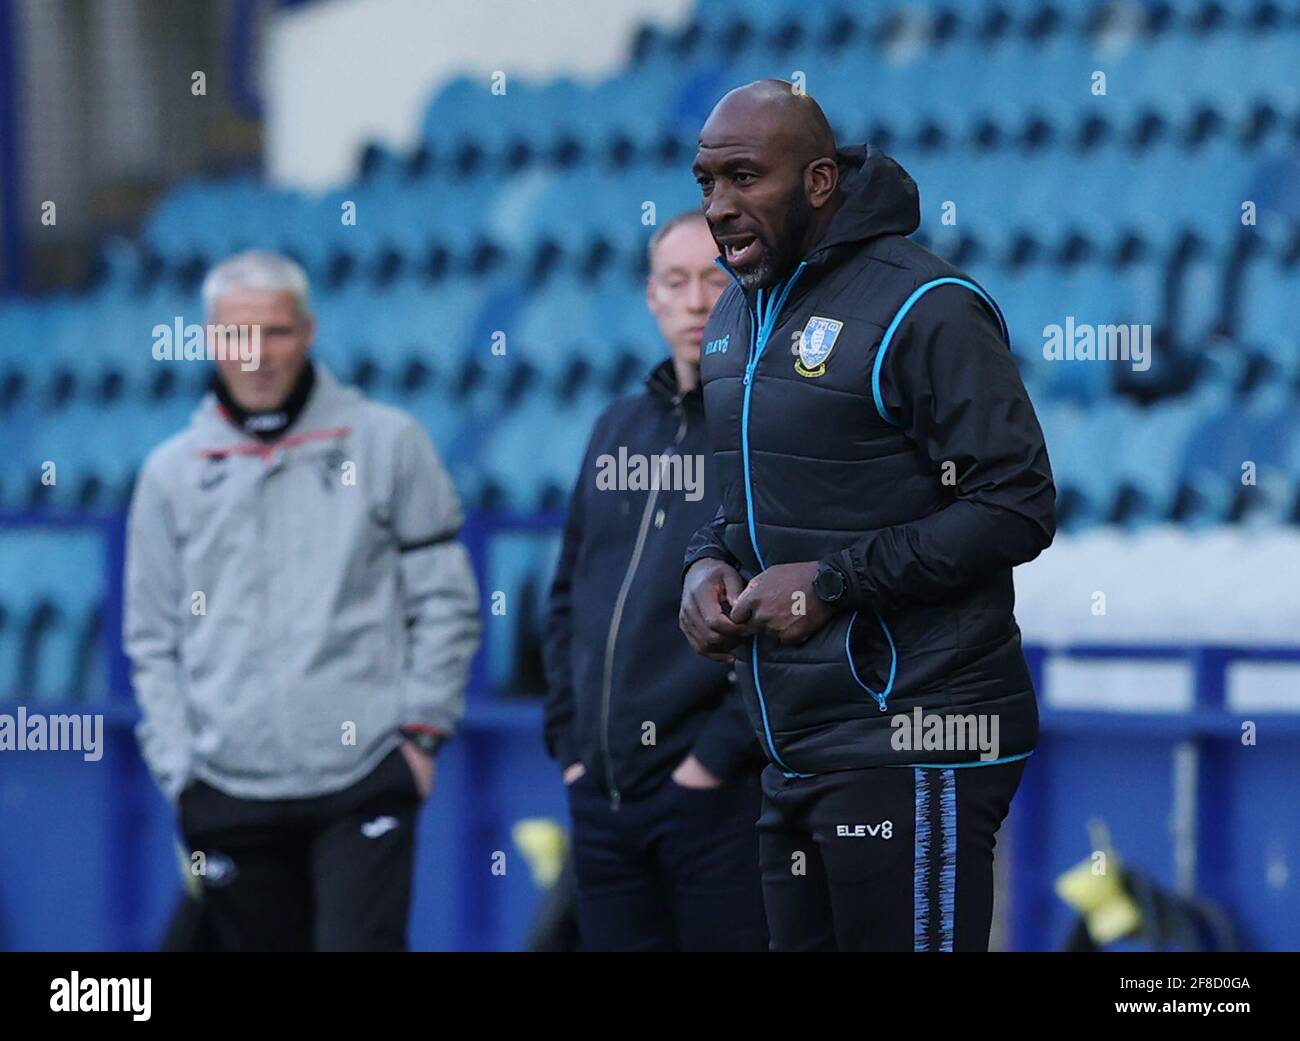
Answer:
[
  {"left": 1017, "top": 643, "right": 1300, "bottom": 951},
  {"left": 0, "top": 511, "right": 1296, "bottom": 950}
]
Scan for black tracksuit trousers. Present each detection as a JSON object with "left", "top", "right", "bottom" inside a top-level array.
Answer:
[
  {"left": 758, "top": 758, "right": 1026, "bottom": 952},
  {"left": 566, "top": 769, "right": 769, "bottom": 952},
  {"left": 178, "top": 746, "right": 421, "bottom": 952}
]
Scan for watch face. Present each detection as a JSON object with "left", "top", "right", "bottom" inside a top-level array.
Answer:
[{"left": 816, "top": 565, "right": 844, "bottom": 602}]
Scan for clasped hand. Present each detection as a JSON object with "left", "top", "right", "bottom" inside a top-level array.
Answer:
[{"left": 678, "top": 559, "right": 834, "bottom": 662}]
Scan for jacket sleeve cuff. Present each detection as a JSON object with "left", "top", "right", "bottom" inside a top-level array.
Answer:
[
  {"left": 828, "top": 546, "right": 874, "bottom": 610},
  {"left": 398, "top": 696, "right": 461, "bottom": 740},
  {"left": 681, "top": 547, "right": 736, "bottom": 587},
  {"left": 547, "top": 729, "right": 577, "bottom": 769},
  {"left": 689, "top": 691, "right": 762, "bottom": 781},
  {"left": 689, "top": 733, "right": 753, "bottom": 782}
]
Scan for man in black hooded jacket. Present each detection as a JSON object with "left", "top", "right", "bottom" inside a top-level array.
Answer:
[
  {"left": 544, "top": 211, "right": 768, "bottom": 951},
  {"left": 680, "top": 81, "right": 1056, "bottom": 952}
]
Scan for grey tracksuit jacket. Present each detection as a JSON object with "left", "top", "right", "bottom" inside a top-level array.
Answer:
[{"left": 124, "top": 364, "right": 482, "bottom": 802}]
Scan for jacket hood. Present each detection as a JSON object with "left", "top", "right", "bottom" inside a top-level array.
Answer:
[{"left": 810, "top": 144, "right": 921, "bottom": 258}]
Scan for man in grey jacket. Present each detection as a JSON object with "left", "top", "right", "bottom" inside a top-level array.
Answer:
[{"left": 125, "top": 250, "right": 481, "bottom": 951}]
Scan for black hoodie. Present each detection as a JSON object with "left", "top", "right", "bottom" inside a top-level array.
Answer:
[
  {"left": 684, "top": 145, "right": 1056, "bottom": 776},
  {"left": 544, "top": 359, "right": 763, "bottom": 803}
]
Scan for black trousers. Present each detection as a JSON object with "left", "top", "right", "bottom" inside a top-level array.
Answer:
[
  {"left": 178, "top": 746, "right": 421, "bottom": 952},
  {"left": 566, "top": 769, "right": 769, "bottom": 952},
  {"left": 758, "top": 758, "right": 1026, "bottom": 952}
]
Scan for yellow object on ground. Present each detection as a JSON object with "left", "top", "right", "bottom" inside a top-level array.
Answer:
[
  {"left": 1054, "top": 820, "right": 1141, "bottom": 944},
  {"left": 513, "top": 818, "right": 568, "bottom": 888}
]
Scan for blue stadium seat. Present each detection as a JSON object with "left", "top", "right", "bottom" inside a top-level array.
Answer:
[{"left": 2, "top": 4, "right": 1299, "bottom": 686}]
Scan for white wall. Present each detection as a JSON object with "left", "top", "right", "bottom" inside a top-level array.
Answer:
[
  {"left": 1015, "top": 526, "right": 1300, "bottom": 646},
  {"left": 264, "top": 0, "right": 693, "bottom": 192}
]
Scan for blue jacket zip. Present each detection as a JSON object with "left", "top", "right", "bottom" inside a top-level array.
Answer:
[{"left": 717, "top": 259, "right": 812, "bottom": 776}]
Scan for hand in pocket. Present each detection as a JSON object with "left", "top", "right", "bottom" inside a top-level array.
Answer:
[
  {"left": 671, "top": 754, "right": 722, "bottom": 790},
  {"left": 400, "top": 740, "right": 436, "bottom": 800}
]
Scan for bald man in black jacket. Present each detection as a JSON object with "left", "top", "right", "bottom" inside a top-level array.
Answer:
[{"left": 680, "top": 81, "right": 1055, "bottom": 952}]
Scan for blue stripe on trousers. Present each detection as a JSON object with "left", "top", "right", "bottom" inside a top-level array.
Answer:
[{"left": 914, "top": 768, "right": 957, "bottom": 952}]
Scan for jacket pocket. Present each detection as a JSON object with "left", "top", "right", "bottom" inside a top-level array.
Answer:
[
  {"left": 752, "top": 608, "right": 899, "bottom": 735},
  {"left": 843, "top": 608, "right": 898, "bottom": 713}
]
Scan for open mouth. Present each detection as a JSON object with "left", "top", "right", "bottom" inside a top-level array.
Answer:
[{"left": 721, "top": 235, "right": 762, "bottom": 268}]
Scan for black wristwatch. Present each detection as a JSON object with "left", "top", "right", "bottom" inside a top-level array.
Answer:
[
  {"left": 401, "top": 725, "right": 447, "bottom": 756},
  {"left": 813, "top": 559, "right": 847, "bottom": 605}
]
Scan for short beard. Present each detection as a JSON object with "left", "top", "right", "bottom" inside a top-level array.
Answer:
[
  {"left": 737, "top": 186, "right": 816, "bottom": 293},
  {"left": 735, "top": 250, "right": 775, "bottom": 292}
]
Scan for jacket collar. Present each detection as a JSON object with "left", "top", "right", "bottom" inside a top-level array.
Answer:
[
  {"left": 192, "top": 361, "right": 357, "bottom": 450},
  {"left": 644, "top": 357, "right": 702, "bottom": 409}
]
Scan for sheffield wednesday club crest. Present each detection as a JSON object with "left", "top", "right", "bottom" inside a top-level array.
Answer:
[{"left": 794, "top": 316, "right": 844, "bottom": 378}]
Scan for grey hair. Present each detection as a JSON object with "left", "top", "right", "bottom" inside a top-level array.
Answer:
[
  {"left": 201, "top": 250, "right": 311, "bottom": 318},
  {"left": 647, "top": 210, "right": 709, "bottom": 268}
]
